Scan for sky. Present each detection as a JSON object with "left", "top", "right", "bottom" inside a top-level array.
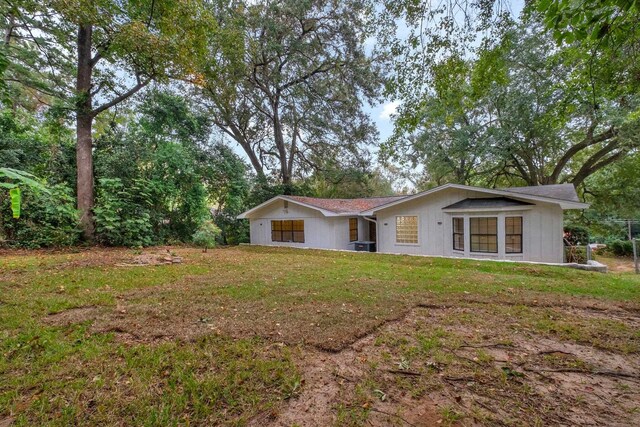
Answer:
[{"left": 368, "top": 100, "right": 400, "bottom": 142}]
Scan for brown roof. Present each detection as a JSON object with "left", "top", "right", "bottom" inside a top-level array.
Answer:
[{"left": 285, "top": 195, "right": 406, "bottom": 214}]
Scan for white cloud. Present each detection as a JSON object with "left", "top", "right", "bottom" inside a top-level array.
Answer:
[{"left": 379, "top": 100, "right": 400, "bottom": 120}]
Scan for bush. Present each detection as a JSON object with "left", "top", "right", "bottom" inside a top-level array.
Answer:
[
  {"left": 0, "top": 185, "right": 81, "bottom": 248},
  {"left": 192, "top": 220, "right": 221, "bottom": 252},
  {"left": 608, "top": 239, "right": 634, "bottom": 257},
  {"left": 564, "top": 245, "right": 588, "bottom": 264},
  {"left": 214, "top": 211, "right": 249, "bottom": 245},
  {"left": 564, "top": 225, "right": 589, "bottom": 245},
  {"left": 94, "top": 178, "right": 155, "bottom": 247}
]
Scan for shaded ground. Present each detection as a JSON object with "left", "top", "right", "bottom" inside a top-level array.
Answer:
[
  {"left": 2, "top": 246, "right": 640, "bottom": 426},
  {"left": 598, "top": 254, "right": 639, "bottom": 273}
]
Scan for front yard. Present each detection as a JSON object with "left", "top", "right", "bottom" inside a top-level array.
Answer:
[{"left": 1, "top": 246, "right": 639, "bottom": 426}]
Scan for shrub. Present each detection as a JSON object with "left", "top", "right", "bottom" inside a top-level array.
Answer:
[
  {"left": 214, "top": 211, "right": 249, "bottom": 245},
  {"left": 0, "top": 185, "right": 81, "bottom": 248},
  {"left": 94, "top": 178, "right": 155, "bottom": 247},
  {"left": 564, "top": 245, "right": 588, "bottom": 264},
  {"left": 608, "top": 239, "right": 634, "bottom": 257},
  {"left": 192, "top": 220, "right": 221, "bottom": 252},
  {"left": 564, "top": 225, "right": 589, "bottom": 245}
]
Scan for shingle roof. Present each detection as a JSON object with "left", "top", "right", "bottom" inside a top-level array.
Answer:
[
  {"left": 443, "top": 197, "right": 534, "bottom": 210},
  {"left": 500, "top": 184, "right": 579, "bottom": 202},
  {"left": 238, "top": 183, "right": 586, "bottom": 219},
  {"left": 285, "top": 195, "right": 406, "bottom": 214}
]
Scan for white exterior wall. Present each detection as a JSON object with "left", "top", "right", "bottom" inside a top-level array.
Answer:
[
  {"left": 375, "top": 188, "right": 564, "bottom": 263},
  {"left": 248, "top": 200, "right": 356, "bottom": 250}
]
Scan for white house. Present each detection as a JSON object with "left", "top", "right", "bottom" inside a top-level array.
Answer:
[{"left": 237, "top": 183, "right": 589, "bottom": 263}]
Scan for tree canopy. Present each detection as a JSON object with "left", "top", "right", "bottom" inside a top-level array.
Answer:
[
  {"left": 193, "top": 0, "right": 383, "bottom": 190},
  {"left": 1, "top": 0, "right": 639, "bottom": 247}
]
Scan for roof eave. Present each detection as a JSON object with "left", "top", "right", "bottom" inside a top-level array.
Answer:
[
  {"left": 559, "top": 201, "right": 590, "bottom": 210},
  {"left": 236, "top": 195, "right": 338, "bottom": 219},
  {"left": 370, "top": 183, "right": 589, "bottom": 214},
  {"left": 442, "top": 206, "right": 535, "bottom": 213}
]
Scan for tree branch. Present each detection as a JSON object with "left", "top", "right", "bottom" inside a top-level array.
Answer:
[
  {"left": 90, "top": 78, "right": 150, "bottom": 117},
  {"left": 550, "top": 126, "right": 617, "bottom": 182}
]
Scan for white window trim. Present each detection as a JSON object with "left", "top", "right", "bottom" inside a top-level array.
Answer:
[{"left": 449, "top": 212, "right": 526, "bottom": 257}]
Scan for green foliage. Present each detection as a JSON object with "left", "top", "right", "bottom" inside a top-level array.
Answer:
[
  {"left": 196, "top": 0, "right": 381, "bottom": 185},
  {"left": 384, "top": 18, "right": 640, "bottom": 189},
  {"left": 305, "top": 166, "right": 394, "bottom": 199},
  {"left": 564, "top": 225, "right": 590, "bottom": 246},
  {"left": 192, "top": 220, "right": 222, "bottom": 251},
  {"left": 0, "top": 167, "right": 49, "bottom": 218},
  {"left": 538, "top": 0, "right": 639, "bottom": 44},
  {"left": 93, "top": 91, "right": 250, "bottom": 245},
  {"left": 94, "top": 178, "right": 155, "bottom": 247},
  {"left": 0, "top": 185, "right": 80, "bottom": 248},
  {"left": 608, "top": 240, "right": 634, "bottom": 257}
]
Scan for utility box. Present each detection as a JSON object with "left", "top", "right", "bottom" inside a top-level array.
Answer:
[{"left": 354, "top": 241, "right": 376, "bottom": 252}]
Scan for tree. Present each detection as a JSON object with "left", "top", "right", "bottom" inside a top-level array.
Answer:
[
  {"left": 538, "top": 0, "right": 639, "bottom": 44},
  {"left": 194, "top": 0, "right": 382, "bottom": 190},
  {"left": 305, "top": 165, "right": 394, "bottom": 198},
  {"left": 383, "top": 20, "right": 640, "bottom": 189},
  {"left": 192, "top": 220, "right": 221, "bottom": 252},
  {"left": 94, "top": 90, "right": 246, "bottom": 243},
  {"left": 1, "top": 0, "right": 227, "bottom": 239}
]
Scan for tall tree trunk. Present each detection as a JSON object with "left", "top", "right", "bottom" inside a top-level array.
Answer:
[
  {"left": 76, "top": 24, "right": 95, "bottom": 239},
  {"left": 271, "top": 100, "right": 291, "bottom": 187}
]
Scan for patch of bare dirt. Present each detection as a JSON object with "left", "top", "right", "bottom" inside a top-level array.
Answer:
[
  {"left": 42, "top": 275, "right": 640, "bottom": 426},
  {"left": 45, "top": 306, "right": 104, "bottom": 325},
  {"left": 115, "top": 252, "right": 183, "bottom": 267},
  {"left": 256, "top": 303, "right": 640, "bottom": 426},
  {"left": 598, "top": 255, "right": 638, "bottom": 273}
]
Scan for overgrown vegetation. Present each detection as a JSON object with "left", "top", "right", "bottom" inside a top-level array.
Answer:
[{"left": 2, "top": 0, "right": 639, "bottom": 246}]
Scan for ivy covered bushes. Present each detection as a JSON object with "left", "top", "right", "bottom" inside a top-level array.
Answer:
[
  {"left": 0, "top": 185, "right": 81, "bottom": 248},
  {"left": 94, "top": 178, "right": 156, "bottom": 247}
]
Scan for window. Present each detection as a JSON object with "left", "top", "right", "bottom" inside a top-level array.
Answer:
[
  {"left": 349, "top": 218, "right": 358, "bottom": 242},
  {"left": 452, "top": 217, "right": 464, "bottom": 251},
  {"left": 505, "top": 216, "right": 523, "bottom": 253},
  {"left": 470, "top": 217, "right": 498, "bottom": 253},
  {"left": 396, "top": 216, "right": 418, "bottom": 244},
  {"left": 271, "top": 220, "right": 304, "bottom": 243}
]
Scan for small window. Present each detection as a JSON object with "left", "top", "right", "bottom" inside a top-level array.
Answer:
[
  {"left": 505, "top": 216, "right": 523, "bottom": 253},
  {"left": 396, "top": 216, "right": 418, "bottom": 244},
  {"left": 452, "top": 217, "right": 464, "bottom": 251},
  {"left": 349, "top": 218, "right": 358, "bottom": 242},
  {"left": 470, "top": 217, "right": 497, "bottom": 253},
  {"left": 271, "top": 220, "right": 304, "bottom": 243}
]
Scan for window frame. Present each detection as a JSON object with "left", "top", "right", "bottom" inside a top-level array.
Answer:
[
  {"left": 470, "top": 216, "right": 498, "bottom": 254},
  {"left": 505, "top": 216, "right": 523, "bottom": 254},
  {"left": 349, "top": 218, "right": 358, "bottom": 242},
  {"left": 452, "top": 217, "right": 464, "bottom": 251},
  {"left": 395, "top": 215, "right": 419, "bottom": 245},
  {"left": 271, "top": 219, "right": 305, "bottom": 243}
]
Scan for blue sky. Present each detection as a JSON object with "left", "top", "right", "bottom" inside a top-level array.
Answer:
[{"left": 367, "top": 100, "right": 399, "bottom": 142}]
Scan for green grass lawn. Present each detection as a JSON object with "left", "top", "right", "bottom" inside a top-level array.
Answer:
[{"left": 1, "top": 245, "right": 639, "bottom": 426}]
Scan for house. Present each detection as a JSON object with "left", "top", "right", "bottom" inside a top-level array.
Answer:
[{"left": 237, "top": 183, "right": 589, "bottom": 264}]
